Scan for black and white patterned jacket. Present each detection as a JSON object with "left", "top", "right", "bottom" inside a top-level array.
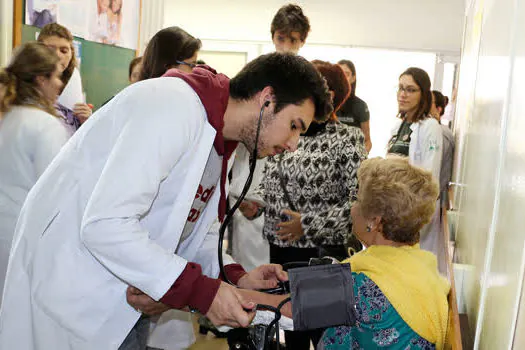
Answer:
[{"left": 261, "top": 122, "right": 367, "bottom": 248}]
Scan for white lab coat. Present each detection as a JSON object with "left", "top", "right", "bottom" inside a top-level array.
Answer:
[
  {"left": 0, "top": 77, "right": 234, "bottom": 349},
  {"left": 390, "top": 117, "right": 445, "bottom": 273},
  {"left": 229, "top": 145, "right": 269, "bottom": 272},
  {"left": 0, "top": 106, "right": 70, "bottom": 307},
  {"left": 390, "top": 117, "right": 443, "bottom": 181}
]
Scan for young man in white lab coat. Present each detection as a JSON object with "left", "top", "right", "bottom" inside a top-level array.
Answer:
[{"left": 0, "top": 52, "right": 332, "bottom": 350}]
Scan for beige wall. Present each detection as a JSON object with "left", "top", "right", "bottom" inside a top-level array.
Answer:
[
  {"left": 198, "top": 51, "right": 247, "bottom": 78},
  {"left": 164, "top": 0, "right": 465, "bottom": 53},
  {"left": 453, "top": 0, "right": 525, "bottom": 348}
]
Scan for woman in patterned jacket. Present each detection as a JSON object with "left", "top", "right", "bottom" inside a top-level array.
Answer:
[{"left": 259, "top": 60, "right": 367, "bottom": 350}]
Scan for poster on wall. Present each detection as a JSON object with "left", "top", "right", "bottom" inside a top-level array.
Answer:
[
  {"left": 88, "top": 0, "right": 140, "bottom": 50},
  {"left": 25, "top": 0, "right": 89, "bottom": 38},
  {"left": 25, "top": 0, "right": 140, "bottom": 50}
]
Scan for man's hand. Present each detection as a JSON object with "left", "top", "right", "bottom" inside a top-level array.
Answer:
[
  {"left": 276, "top": 209, "right": 304, "bottom": 242},
  {"left": 237, "top": 264, "right": 288, "bottom": 290},
  {"left": 206, "top": 282, "right": 256, "bottom": 328},
  {"left": 126, "top": 286, "right": 171, "bottom": 316}
]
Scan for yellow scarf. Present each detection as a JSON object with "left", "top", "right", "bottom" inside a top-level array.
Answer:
[{"left": 343, "top": 244, "right": 450, "bottom": 349}]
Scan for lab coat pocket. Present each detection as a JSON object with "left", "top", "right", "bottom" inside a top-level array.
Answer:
[{"left": 32, "top": 239, "right": 120, "bottom": 341}]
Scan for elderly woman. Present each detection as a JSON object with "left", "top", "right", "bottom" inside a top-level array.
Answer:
[
  {"left": 318, "top": 157, "right": 450, "bottom": 349},
  {"left": 243, "top": 157, "right": 450, "bottom": 349}
]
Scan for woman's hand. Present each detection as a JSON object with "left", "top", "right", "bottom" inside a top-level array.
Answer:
[
  {"left": 239, "top": 200, "right": 263, "bottom": 219},
  {"left": 276, "top": 209, "right": 304, "bottom": 242},
  {"left": 73, "top": 103, "right": 92, "bottom": 124}
]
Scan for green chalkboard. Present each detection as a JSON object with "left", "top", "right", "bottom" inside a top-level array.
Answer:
[{"left": 21, "top": 24, "right": 135, "bottom": 110}]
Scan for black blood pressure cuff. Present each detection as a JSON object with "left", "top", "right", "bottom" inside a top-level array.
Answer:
[{"left": 289, "top": 263, "right": 356, "bottom": 331}]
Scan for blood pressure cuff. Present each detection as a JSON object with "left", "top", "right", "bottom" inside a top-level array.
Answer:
[{"left": 289, "top": 263, "right": 356, "bottom": 331}]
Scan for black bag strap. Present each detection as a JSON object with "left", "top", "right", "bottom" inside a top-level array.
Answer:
[{"left": 277, "top": 154, "right": 297, "bottom": 212}]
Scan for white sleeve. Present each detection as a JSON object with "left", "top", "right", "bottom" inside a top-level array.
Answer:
[
  {"left": 33, "top": 115, "right": 70, "bottom": 177},
  {"left": 81, "top": 81, "right": 203, "bottom": 301},
  {"left": 418, "top": 119, "right": 443, "bottom": 182}
]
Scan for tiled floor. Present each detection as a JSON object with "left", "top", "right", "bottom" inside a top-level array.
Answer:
[{"left": 187, "top": 317, "right": 229, "bottom": 350}]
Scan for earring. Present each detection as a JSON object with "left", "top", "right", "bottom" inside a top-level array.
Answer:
[{"left": 366, "top": 226, "right": 371, "bottom": 232}]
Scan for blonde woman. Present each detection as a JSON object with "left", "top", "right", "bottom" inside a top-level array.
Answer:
[
  {"left": 242, "top": 157, "right": 451, "bottom": 349},
  {"left": 318, "top": 157, "right": 450, "bottom": 349},
  {"left": 0, "top": 42, "right": 70, "bottom": 305}
]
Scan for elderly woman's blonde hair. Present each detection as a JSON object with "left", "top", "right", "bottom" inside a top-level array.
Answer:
[{"left": 357, "top": 157, "right": 439, "bottom": 244}]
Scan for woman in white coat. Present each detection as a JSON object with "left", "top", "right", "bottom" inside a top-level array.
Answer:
[
  {"left": 0, "top": 42, "right": 70, "bottom": 306},
  {"left": 387, "top": 67, "right": 446, "bottom": 274}
]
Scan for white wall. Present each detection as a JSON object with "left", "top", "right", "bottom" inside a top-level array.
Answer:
[
  {"left": 453, "top": 0, "right": 525, "bottom": 348},
  {"left": 138, "top": 0, "right": 165, "bottom": 54},
  {"left": 164, "top": 0, "right": 465, "bottom": 53}
]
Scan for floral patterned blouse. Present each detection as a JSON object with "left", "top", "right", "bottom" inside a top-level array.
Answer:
[{"left": 318, "top": 273, "right": 436, "bottom": 350}]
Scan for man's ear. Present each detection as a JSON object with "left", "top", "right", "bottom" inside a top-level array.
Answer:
[{"left": 258, "top": 86, "right": 275, "bottom": 107}]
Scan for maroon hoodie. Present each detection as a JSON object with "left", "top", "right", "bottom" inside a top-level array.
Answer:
[
  {"left": 162, "top": 66, "right": 237, "bottom": 222},
  {"left": 158, "top": 67, "right": 246, "bottom": 314}
]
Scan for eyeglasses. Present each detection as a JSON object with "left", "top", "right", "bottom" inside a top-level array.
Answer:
[
  {"left": 397, "top": 86, "right": 421, "bottom": 95},
  {"left": 175, "top": 60, "right": 197, "bottom": 69}
]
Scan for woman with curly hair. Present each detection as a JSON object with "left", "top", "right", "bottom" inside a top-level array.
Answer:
[{"left": 243, "top": 157, "right": 451, "bottom": 349}]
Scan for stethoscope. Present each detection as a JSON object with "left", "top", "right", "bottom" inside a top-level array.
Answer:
[
  {"left": 217, "top": 100, "right": 269, "bottom": 286},
  {"left": 216, "top": 100, "right": 291, "bottom": 349}
]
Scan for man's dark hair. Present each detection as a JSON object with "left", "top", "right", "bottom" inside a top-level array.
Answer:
[
  {"left": 271, "top": 4, "right": 310, "bottom": 42},
  {"left": 128, "top": 56, "right": 142, "bottom": 79},
  {"left": 432, "top": 90, "right": 448, "bottom": 116},
  {"left": 140, "top": 27, "right": 201, "bottom": 80},
  {"left": 230, "top": 53, "right": 333, "bottom": 122}
]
